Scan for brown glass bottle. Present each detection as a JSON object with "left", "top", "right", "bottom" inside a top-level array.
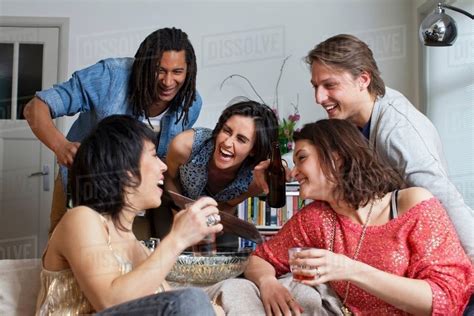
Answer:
[{"left": 267, "top": 141, "right": 286, "bottom": 208}]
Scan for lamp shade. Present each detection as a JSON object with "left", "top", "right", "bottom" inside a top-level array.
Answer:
[{"left": 419, "top": 7, "right": 458, "bottom": 46}]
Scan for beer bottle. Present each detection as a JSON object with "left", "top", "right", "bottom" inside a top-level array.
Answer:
[{"left": 267, "top": 141, "right": 286, "bottom": 208}]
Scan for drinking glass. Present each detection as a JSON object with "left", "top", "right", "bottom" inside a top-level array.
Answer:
[{"left": 288, "top": 247, "right": 315, "bottom": 281}]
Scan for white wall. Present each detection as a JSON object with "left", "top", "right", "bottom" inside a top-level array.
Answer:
[
  {"left": 421, "top": 0, "right": 474, "bottom": 208},
  {"left": 1, "top": 0, "right": 418, "bottom": 130}
]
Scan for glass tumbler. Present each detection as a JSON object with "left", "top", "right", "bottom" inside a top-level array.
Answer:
[{"left": 288, "top": 247, "right": 315, "bottom": 281}]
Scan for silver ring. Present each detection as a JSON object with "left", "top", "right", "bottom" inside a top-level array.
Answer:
[
  {"left": 314, "top": 267, "right": 321, "bottom": 278},
  {"left": 206, "top": 214, "right": 219, "bottom": 227}
]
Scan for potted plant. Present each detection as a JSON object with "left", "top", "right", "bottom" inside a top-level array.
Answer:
[{"left": 220, "top": 56, "right": 300, "bottom": 155}]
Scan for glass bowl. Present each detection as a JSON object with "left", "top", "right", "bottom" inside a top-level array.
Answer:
[{"left": 166, "top": 249, "right": 252, "bottom": 284}]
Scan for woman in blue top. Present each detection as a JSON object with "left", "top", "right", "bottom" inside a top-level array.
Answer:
[
  {"left": 23, "top": 27, "right": 202, "bottom": 234},
  {"left": 165, "top": 100, "right": 278, "bottom": 214}
]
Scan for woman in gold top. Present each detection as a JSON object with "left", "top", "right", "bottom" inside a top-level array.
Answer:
[{"left": 36, "top": 115, "right": 222, "bottom": 315}]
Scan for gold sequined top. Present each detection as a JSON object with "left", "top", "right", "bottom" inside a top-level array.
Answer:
[{"left": 35, "top": 215, "right": 134, "bottom": 315}]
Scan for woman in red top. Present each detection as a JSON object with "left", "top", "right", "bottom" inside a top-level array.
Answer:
[{"left": 245, "top": 119, "right": 472, "bottom": 315}]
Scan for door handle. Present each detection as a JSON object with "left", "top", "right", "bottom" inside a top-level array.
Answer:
[
  {"left": 28, "top": 165, "right": 50, "bottom": 191},
  {"left": 29, "top": 171, "right": 48, "bottom": 176}
]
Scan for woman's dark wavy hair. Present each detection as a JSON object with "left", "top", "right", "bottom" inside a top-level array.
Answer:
[
  {"left": 293, "top": 119, "right": 404, "bottom": 209},
  {"left": 70, "top": 115, "right": 157, "bottom": 231},
  {"left": 211, "top": 99, "right": 278, "bottom": 168},
  {"left": 129, "top": 27, "right": 197, "bottom": 126}
]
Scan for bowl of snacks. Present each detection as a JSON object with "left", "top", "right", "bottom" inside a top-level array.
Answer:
[{"left": 166, "top": 248, "right": 252, "bottom": 284}]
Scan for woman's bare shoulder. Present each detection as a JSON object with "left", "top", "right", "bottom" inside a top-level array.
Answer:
[
  {"left": 47, "top": 207, "right": 109, "bottom": 267},
  {"left": 61, "top": 206, "right": 101, "bottom": 223},
  {"left": 54, "top": 206, "right": 108, "bottom": 244},
  {"left": 172, "top": 129, "right": 195, "bottom": 146},
  {"left": 168, "top": 129, "right": 195, "bottom": 161},
  {"left": 397, "top": 187, "right": 434, "bottom": 215}
]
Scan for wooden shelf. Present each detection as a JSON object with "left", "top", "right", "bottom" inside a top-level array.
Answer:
[{"left": 238, "top": 183, "right": 307, "bottom": 248}]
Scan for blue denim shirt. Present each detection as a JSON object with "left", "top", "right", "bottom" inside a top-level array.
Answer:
[{"left": 36, "top": 57, "right": 202, "bottom": 190}]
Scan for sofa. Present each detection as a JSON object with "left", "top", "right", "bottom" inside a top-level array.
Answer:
[
  {"left": 0, "top": 218, "right": 152, "bottom": 316},
  {"left": 0, "top": 259, "right": 42, "bottom": 316}
]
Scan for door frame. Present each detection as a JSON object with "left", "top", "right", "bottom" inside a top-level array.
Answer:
[
  {"left": 0, "top": 16, "right": 69, "bottom": 149},
  {"left": 0, "top": 17, "right": 69, "bottom": 257}
]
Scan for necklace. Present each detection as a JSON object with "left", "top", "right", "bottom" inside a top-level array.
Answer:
[{"left": 329, "top": 201, "right": 375, "bottom": 316}]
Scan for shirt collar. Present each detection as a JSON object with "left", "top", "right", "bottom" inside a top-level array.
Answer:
[{"left": 358, "top": 116, "right": 372, "bottom": 140}]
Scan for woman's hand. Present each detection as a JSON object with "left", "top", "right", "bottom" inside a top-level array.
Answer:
[
  {"left": 258, "top": 277, "right": 303, "bottom": 316},
  {"left": 252, "top": 159, "right": 293, "bottom": 194},
  {"left": 290, "top": 248, "right": 360, "bottom": 286},
  {"left": 252, "top": 159, "right": 270, "bottom": 194},
  {"left": 169, "top": 197, "right": 223, "bottom": 251}
]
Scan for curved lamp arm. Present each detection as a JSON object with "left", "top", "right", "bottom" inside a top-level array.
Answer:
[{"left": 441, "top": 3, "right": 474, "bottom": 19}]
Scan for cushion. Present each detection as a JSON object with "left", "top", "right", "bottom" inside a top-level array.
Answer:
[{"left": 0, "top": 259, "right": 41, "bottom": 316}]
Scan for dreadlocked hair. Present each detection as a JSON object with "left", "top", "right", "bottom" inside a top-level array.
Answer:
[{"left": 129, "top": 27, "right": 197, "bottom": 126}]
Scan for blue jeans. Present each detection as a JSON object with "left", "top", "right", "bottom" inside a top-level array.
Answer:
[{"left": 95, "top": 288, "right": 215, "bottom": 316}]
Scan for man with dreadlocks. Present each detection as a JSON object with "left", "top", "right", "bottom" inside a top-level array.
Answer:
[{"left": 24, "top": 27, "right": 201, "bottom": 235}]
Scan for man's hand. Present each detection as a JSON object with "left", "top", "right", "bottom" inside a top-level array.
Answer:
[
  {"left": 24, "top": 97, "right": 77, "bottom": 167},
  {"left": 55, "top": 141, "right": 81, "bottom": 168}
]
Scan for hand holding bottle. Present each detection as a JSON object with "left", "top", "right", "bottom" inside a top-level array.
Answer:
[
  {"left": 267, "top": 142, "right": 286, "bottom": 208},
  {"left": 253, "top": 159, "right": 292, "bottom": 194}
]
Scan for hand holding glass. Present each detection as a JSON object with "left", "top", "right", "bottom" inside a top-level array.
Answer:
[{"left": 288, "top": 247, "right": 315, "bottom": 281}]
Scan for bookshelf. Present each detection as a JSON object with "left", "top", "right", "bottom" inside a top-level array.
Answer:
[{"left": 238, "top": 182, "right": 308, "bottom": 248}]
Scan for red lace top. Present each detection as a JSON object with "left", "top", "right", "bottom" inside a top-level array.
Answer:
[{"left": 254, "top": 198, "right": 473, "bottom": 315}]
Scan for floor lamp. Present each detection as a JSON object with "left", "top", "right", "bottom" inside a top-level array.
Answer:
[{"left": 419, "top": 2, "right": 473, "bottom": 46}]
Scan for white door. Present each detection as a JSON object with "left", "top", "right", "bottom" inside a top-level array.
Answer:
[{"left": 0, "top": 27, "right": 59, "bottom": 259}]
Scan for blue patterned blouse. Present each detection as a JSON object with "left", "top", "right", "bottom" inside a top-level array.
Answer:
[{"left": 179, "top": 128, "right": 253, "bottom": 202}]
